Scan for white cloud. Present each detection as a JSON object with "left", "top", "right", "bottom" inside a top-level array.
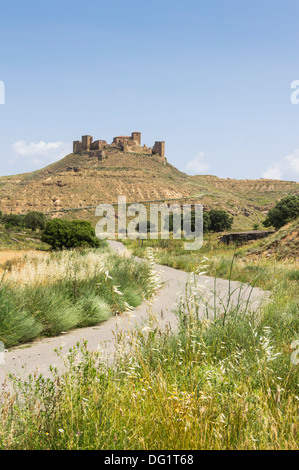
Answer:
[
  {"left": 185, "top": 151, "right": 210, "bottom": 175},
  {"left": 262, "top": 149, "right": 299, "bottom": 181},
  {"left": 286, "top": 149, "right": 299, "bottom": 174},
  {"left": 262, "top": 163, "right": 283, "bottom": 180},
  {"left": 11, "top": 140, "right": 72, "bottom": 167}
]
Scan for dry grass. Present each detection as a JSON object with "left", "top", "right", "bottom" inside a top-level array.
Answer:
[
  {"left": 5, "top": 250, "right": 109, "bottom": 286},
  {"left": 0, "top": 247, "right": 154, "bottom": 347}
]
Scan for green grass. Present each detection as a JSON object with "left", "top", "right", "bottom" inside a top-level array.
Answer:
[
  {"left": 287, "top": 270, "right": 299, "bottom": 281},
  {"left": 122, "top": 234, "right": 298, "bottom": 291},
  {"left": 0, "top": 261, "right": 298, "bottom": 450},
  {"left": 0, "top": 248, "right": 154, "bottom": 348},
  {"left": 0, "top": 225, "right": 49, "bottom": 250},
  {"left": 0, "top": 236, "right": 297, "bottom": 449}
]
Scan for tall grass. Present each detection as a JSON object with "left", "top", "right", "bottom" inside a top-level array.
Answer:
[
  {"left": 123, "top": 237, "right": 299, "bottom": 292},
  {"left": 0, "top": 256, "right": 297, "bottom": 450},
  {"left": 0, "top": 248, "right": 154, "bottom": 347}
]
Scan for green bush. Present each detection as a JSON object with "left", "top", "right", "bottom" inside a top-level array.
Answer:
[
  {"left": 208, "top": 209, "right": 233, "bottom": 232},
  {"left": 42, "top": 219, "right": 100, "bottom": 250},
  {"left": 135, "top": 221, "right": 156, "bottom": 234},
  {"left": 2, "top": 213, "right": 25, "bottom": 229},
  {"left": 287, "top": 270, "right": 299, "bottom": 281},
  {"left": 2, "top": 211, "right": 47, "bottom": 231},
  {"left": 263, "top": 195, "right": 299, "bottom": 230},
  {"left": 24, "top": 211, "right": 47, "bottom": 231},
  {"left": 168, "top": 210, "right": 211, "bottom": 234},
  {"left": 0, "top": 285, "right": 43, "bottom": 345}
]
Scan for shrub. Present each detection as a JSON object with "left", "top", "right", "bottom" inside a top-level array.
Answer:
[
  {"left": 24, "top": 211, "right": 47, "bottom": 231},
  {"left": 168, "top": 210, "right": 211, "bottom": 234},
  {"left": 263, "top": 195, "right": 299, "bottom": 230},
  {"left": 135, "top": 221, "right": 156, "bottom": 234},
  {"left": 1, "top": 211, "right": 47, "bottom": 231},
  {"left": 208, "top": 209, "right": 233, "bottom": 232},
  {"left": 42, "top": 219, "right": 100, "bottom": 250},
  {"left": 287, "top": 270, "right": 299, "bottom": 281},
  {"left": 2, "top": 213, "right": 25, "bottom": 229},
  {"left": 203, "top": 212, "right": 211, "bottom": 233},
  {"left": 0, "top": 284, "right": 43, "bottom": 346}
]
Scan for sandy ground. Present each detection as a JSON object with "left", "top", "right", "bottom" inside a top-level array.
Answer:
[
  {"left": 0, "top": 250, "right": 32, "bottom": 272},
  {"left": 0, "top": 241, "right": 268, "bottom": 387}
]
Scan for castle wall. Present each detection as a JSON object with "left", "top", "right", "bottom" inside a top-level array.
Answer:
[
  {"left": 90, "top": 140, "right": 107, "bottom": 150},
  {"left": 73, "top": 132, "right": 166, "bottom": 160},
  {"left": 73, "top": 141, "right": 83, "bottom": 153},
  {"left": 82, "top": 135, "right": 93, "bottom": 150},
  {"left": 113, "top": 136, "right": 131, "bottom": 147},
  {"left": 131, "top": 132, "right": 141, "bottom": 145}
]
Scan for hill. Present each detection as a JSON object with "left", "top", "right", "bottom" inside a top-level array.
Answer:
[
  {"left": 248, "top": 220, "right": 299, "bottom": 259},
  {"left": 0, "top": 147, "right": 298, "bottom": 230}
]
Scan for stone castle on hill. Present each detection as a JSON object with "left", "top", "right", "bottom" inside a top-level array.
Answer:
[{"left": 73, "top": 132, "right": 166, "bottom": 161}]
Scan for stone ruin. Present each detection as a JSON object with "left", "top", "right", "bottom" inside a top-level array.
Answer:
[
  {"left": 220, "top": 231, "right": 275, "bottom": 245},
  {"left": 73, "top": 131, "right": 166, "bottom": 161}
]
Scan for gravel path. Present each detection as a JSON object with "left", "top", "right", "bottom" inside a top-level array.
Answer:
[{"left": 0, "top": 241, "right": 267, "bottom": 386}]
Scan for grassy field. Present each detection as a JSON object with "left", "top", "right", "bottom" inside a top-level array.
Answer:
[
  {"left": 0, "top": 229, "right": 297, "bottom": 449},
  {"left": 0, "top": 225, "right": 49, "bottom": 251},
  {"left": 0, "top": 244, "right": 155, "bottom": 348},
  {"left": 123, "top": 226, "right": 299, "bottom": 289}
]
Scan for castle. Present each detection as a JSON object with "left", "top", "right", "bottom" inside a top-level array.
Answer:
[{"left": 73, "top": 132, "right": 166, "bottom": 160}]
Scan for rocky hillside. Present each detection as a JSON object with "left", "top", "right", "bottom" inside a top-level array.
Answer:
[
  {"left": 248, "top": 220, "right": 299, "bottom": 259},
  {"left": 0, "top": 147, "right": 298, "bottom": 230}
]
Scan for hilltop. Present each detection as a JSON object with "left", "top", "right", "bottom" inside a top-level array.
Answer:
[{"left": 0, "top": 147, "right": 298, "bottom": 230}]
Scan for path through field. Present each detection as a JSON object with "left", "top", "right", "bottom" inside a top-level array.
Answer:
[{"left": 0, "top": 241, "right": 267, "bottom": 386}]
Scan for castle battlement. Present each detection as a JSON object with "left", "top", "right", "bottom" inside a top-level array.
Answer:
[{"left": 73, "top": 132, "right": 166, "bottom": 160}]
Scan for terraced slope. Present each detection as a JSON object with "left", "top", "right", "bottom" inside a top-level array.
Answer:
[{"left": 0, "top": 148, "right": 298, "bottom": 230}]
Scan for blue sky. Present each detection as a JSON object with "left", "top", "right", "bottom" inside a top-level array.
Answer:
[{"left": 1, "top": 0, "right": 299, "bottom": 181}]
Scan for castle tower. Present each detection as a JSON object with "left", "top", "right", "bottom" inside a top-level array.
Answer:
[
  {"left": 153, "top": 141, "right": 165, "bottom": 158},
  {"left": 82, "top": 135, "right": 93, "bottom": 151},
  {"left": 73, "top": 141, "right": 82, "bottom": 153},
  {"left": 131, "top": 132, "right": 141, "bottom": 146}
]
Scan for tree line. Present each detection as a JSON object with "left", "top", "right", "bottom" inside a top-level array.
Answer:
[{"left": 0, "top": 194, "right": 298, "bottom": 250}]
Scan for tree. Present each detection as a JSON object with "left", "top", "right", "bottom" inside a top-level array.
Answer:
[
  {"left": 208, "top": 210, "right": 233, "bottom": 232},
  {"left": 263, "top": 195, "right": 299, "bottom": 230},
  {"left": 1, "top": 211, "right": 46, "bottom": 231},
  {"left": 135, "top": 221, "right": 156, "bottom": 235},
  {"left": 168, "top": 210, "right": 211, "bottom": 234},
  {"left": 24, "top": 211, "right": 47, "bottom": 231},
  {"left": 203, "top": 212, "right": 211, "bottom": 233},
  {"left": 2, "top": 213, "right": 25, "bottom": 229},
  {"left": 42, "top": 219, "right": 100, "bottom": 250}
]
